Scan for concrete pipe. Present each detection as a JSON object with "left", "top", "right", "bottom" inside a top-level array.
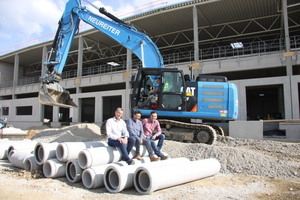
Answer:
[
  {"left": 104, "top": 157, "right": 188, "bottom": 193},
  {"left": 9, "top": 150, "right": 33, "bottom": 169},
  {"left": 56, "top": 141, "right": 108, "bottom": 162},
  {"left": 0, "top": 140, "right": 34, "bottom": 160},
  {"left": 66, "top": 159, "right": 82, "bottom": 183},
  {"left": 43, "top": 158, "right": 66, "bottom": 178},
  {"left": 7, "top": 141, "right": 38, "bottom": 162},
  {"left": 78, "top": 146, "right": 122, "bottom": 169},
  {"left": 134, "top": 158, "right": 221, "bottom": 194},
  {"left": 24, "top": 155, "right": 43, "bottom": 172},
  {"left": 82, "top": 161, "right": 127, "bottom": 189},
  {"left": 34, "top": 142, "right": 59, "bottom": 165}
]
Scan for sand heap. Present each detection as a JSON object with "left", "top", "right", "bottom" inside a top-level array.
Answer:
[{"left": 30, "top": 123, "right": 106, "bottom": 143}]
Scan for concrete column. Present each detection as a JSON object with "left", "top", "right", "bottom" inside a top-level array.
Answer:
[
  {"left": 124, "top": 49, "right": 132, "bottom": 120},
  {"left": 193, "top": 6, "right": 201, "bottom": 78},
  {"left": 41, "top": 46, "right": 48, "bottom": 77},
  {"left": 12, "top": 54, "right": 19, "bottom": 99},
  {"left": 77, "top": 35, "right": 83, "bottom": 78},
  {"left": 72, "top": 97, "right": 80, "bottom": 123},
  {"left": 283, "top": 79, "right": 293, "bottom": 119},
  {"left": 76, "top": 35, "right": 83, "bottom": 94},
  {"left": 40, "top": 46, "right": 48, "bottom": 122},
  {"left": 73, "top": 36, "right": 84, "bottom": 123},
  {"left": 51, "top": 106, "right": 59, "bottom": 124},
  {"left": 282, "top": 0, "right": 294, "bottom": 119},
  {"left": 291, "top": 76, "right": 300, "bottom": 119},
  {"left": 95, "top": 94, "right": 103, "bottom": 123}
]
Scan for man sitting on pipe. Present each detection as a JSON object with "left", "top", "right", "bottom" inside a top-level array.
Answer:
[
  {"left": 126, "top": 110, "right": 160, "bottom": 162},
  {"left": 142, "top": 111, "right": 169, "bottom": 160},
  {"left": 106, "top": 107, "right": 135, "bottom": 165}
]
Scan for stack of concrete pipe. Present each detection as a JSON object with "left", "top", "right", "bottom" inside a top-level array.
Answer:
[
  {"left": 0, "top": 139, "right": 35, "bottom": 160},
  {"left": 0, "top": 139, "right": 221, "bottom": 194},
  {"left": 104, "top": 157, "right": 190, "bottom": 193}
]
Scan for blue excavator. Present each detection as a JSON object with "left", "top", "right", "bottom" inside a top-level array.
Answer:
[{"left": 38, "top": 0, "right": 238, "bottom": 144}]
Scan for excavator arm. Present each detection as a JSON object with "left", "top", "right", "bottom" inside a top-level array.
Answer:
[{"left": 39, "top": 0, "right": 164, "bottom": 108}]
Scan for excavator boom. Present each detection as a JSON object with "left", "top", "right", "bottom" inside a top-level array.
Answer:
[{"left": 38, "top": 0, "right": 164, "bottom": 108}]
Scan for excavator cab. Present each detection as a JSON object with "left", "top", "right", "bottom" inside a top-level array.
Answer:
[
  {"left": 131, "top": 68, "right": 187, "bottom": 113},
  {"left": 38, "top": 82, "right": 77, "bottom": 108}
]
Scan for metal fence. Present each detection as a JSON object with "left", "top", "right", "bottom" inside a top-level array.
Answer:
[{"left": 2, "top": 35, "right": 299, "bottom": 89}]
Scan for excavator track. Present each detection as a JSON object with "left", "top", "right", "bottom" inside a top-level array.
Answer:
[
  {"left": 158, "top": 119, "right": 219, "bottom": 145},
  {"left": 205, "top": 124, "right": 225, "bottom": 136}
]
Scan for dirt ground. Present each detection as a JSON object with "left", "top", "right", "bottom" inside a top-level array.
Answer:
[
  {"left": 0, "top": 125, "right": 299, "bottom": 200},
  {"left": 0, "top": 161, "right": 299, "bottom": 200}
]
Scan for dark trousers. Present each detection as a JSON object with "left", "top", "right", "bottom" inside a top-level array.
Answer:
[
  {"left": 131, "top": 135, "right": 155, "bottom": 157},
  {"left": 108, "top": 136, "right": 135, "bottom": 162},
  {"left": 145, "top": 134, "right": 165, "bottom": 157}
]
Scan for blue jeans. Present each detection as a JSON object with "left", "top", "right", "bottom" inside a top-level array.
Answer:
[
  {"left": 146, "top": 134, "right": 165, "bottom": 157},
  {"left": 146, "top": 134, "right": 165, "bottom": 151},
  {"left": 108, "top": 136, "right": 135, "bottom": 162},
  {"left": 131, "top": 135, "right": 155, "bottom": 157}
]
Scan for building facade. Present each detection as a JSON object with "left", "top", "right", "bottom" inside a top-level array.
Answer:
[{"left": 0, "top": 0, "right": 299, "bottom": 132}]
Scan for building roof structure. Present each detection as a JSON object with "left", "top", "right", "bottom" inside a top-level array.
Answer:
[{"left": 0, "top": 0, "right": 299, "bottom": 76}]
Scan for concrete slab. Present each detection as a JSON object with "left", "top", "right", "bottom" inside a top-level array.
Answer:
[
  {"left": 0, "top": 127, "right": 28, "bottom": 140},
  {"left": 229, "top": 121, "right": 263, "bottom": 139},
  {"left": 279, "top": 122, "right": 300, "bottom": 139}
]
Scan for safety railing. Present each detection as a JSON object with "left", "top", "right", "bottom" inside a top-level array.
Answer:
[
  {"left": 18, "top": 76, "right": 40, "bottom": 86},
  {"left": 1, "top": 35, "right": 299, "bottom": 89}
]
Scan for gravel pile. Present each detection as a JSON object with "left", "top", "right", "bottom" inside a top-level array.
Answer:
[
  {"left": 29, "top": 123, "right": 300, "bottom": 179},
  {"left": 30, "top": 123, "right": 106, "bottom": 143},
  {"left": 164, "top": 140, "right": 299, "bottom": 178}
]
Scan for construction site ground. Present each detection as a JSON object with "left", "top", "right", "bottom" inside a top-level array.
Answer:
[{"left": 0, "top": 124, "right": 299, "bottom": 200}]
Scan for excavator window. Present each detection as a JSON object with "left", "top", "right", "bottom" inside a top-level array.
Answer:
[{"left": 132, "top": 69, "right": 186, "bottom": 111}]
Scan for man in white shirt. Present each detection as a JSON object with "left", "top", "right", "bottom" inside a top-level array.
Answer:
[{"left": 106, "top": 107, "right": 135, "bottom": 165}]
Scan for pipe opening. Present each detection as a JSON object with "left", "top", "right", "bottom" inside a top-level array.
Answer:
[
  {"left": 134, "top": 169, "right": 150, "bottom": 193},
  {"left": 56, "top": 145, "right": 64, "bottom": 160},
  {"left": 24, "top": 159, "right": 31, "bottom": 171},
  {"left": 34, "top": 145, "right": 44, "bottom": 163},
  {"left": 66, "top": 162, "right": 75, "bottom": 181},
  {"left": 7, "top": 146, "right": 14, "bottom": 156},
  {"left": 82, "top": 170, "right": 93, "bottom": 188},
  {"left": 8, "top": 150, "right": 14, "bottom": 159},
  {"left": 107, "top": 169, "right": 119, "bottom": 190},
  {"left": 78, "top": 152, "right": 87, "bottom": 169},
  {"left": 43, "top": 161, "right": 52, "bottom": 177},
  {"left": 138, "top": 171, "right": 150, "bottom": 192},
  {"left": 69, "top": 163, "right": 76, "bottom": 179}
]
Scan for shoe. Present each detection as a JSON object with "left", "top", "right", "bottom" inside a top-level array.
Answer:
[
  {"left": 127, "top": 159, "right": 135, "bottom": 165},
  {"left": 150, "top": 156, "right": 160, "bottom": 162},
  {"left": 135, "top": 154, "right": 142, "bottom": 160},
  {"left": 160, "top": 155, "right": 169, "bottom": 160}
]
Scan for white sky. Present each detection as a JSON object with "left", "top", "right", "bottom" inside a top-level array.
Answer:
[{"left": 0, "top": 0, "right": 191, "bottom": 55}]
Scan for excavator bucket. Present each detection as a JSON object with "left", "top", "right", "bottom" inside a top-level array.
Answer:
[{"left": 38, "top": 82, "right": 77, "bottom": 108}]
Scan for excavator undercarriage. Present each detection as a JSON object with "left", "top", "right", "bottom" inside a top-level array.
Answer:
[{"left": 159, "top": 119, "right": 223, "bottom": 145}]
